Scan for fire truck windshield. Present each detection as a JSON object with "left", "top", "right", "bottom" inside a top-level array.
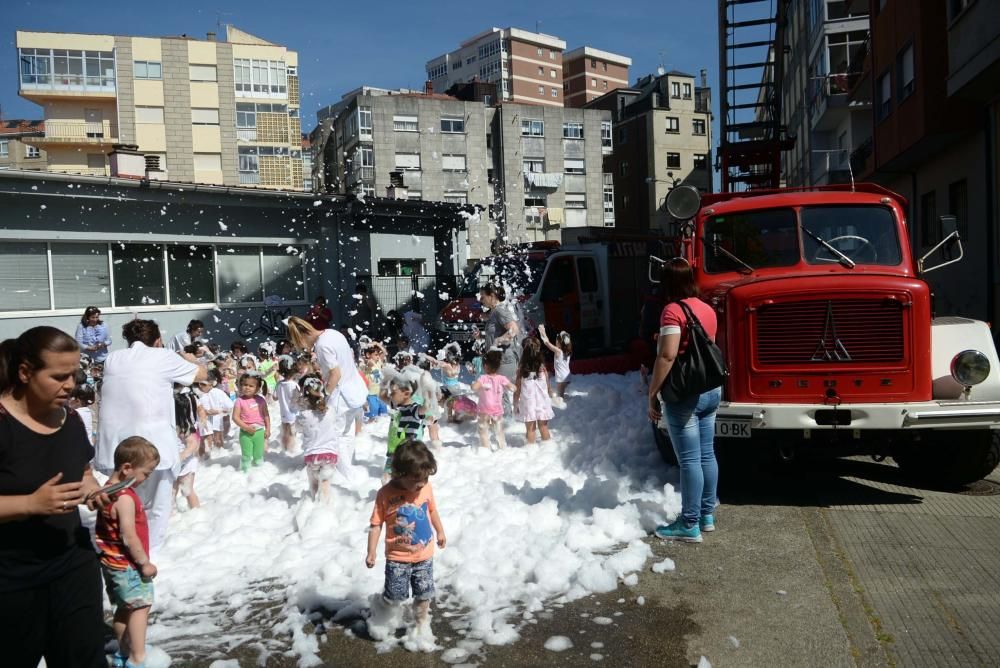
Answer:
[
  {"left": 459, "top": 256, "right": 547, "bottom": 298},
  {"left": 704, "top": 205, "right": 902, "bottom": 273}
]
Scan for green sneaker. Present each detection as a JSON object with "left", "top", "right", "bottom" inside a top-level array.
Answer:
[
  {"left": 700, "top": 514, "right": 715, "bottom": 532},
  {"left": 654, "top": 520, "right": 702, "bottom": 543}
]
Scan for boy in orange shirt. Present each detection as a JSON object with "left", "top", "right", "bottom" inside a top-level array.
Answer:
[{"left": 366, "top": 440, "right": 446, "bottom": 638}]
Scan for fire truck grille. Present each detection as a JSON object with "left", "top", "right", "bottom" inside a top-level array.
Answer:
[{"left": 756, "top": 299, "right": 905, "bottom": 365}]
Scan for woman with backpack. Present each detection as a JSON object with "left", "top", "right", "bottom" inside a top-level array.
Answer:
[{"left": 647, "top": 258, "right": 722, "bottom": 544}]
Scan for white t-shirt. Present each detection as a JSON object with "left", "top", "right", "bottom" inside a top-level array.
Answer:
[
  {"left": 295, "top": 409, "right": 339, "bottom": 457},
  {"left": 313, "top": 329, "right": 368, "bottom": 412},
  {"left": 169, "top": 331, "right": 192, "bottom": 353},
  {"left": 554, "top": 349, "right": 571, "bottom": 383},
  {"left": 276, "top": 379, "right": 300, "bottom": 424},
  {"left": 96, "top": 341, "right": 199, "bottom": 472},
  {"left": 207, "top": 387, "right": 233, "bottom": 432},
  {"left": 75, "top": 406, "right": 94, "bottom": 445}
]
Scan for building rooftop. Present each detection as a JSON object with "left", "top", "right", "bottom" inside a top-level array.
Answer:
[
  {"left": 563, "top": 46, "right": 632, "bottom": 67},
  {"left": 0, "top": 119, "right": 45, "bottom": 136},
  {"left": 14, "top": 25, "right": 288, "bottom": 48}
]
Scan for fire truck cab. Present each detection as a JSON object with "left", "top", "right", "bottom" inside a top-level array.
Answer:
[{"left": 664, "top": 183, "right": 1000, "bottom": 486}]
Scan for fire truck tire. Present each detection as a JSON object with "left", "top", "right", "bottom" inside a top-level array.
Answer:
[
  {"left": 652, "top": 424, "right": 678, "bottom": 467},
  {"left": 894, "top": 430, "right": 1000, "bottom": 487}
]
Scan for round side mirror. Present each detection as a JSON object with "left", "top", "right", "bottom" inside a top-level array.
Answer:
[{"left": 666, "top": 185, "right": 702, "bottom": 221}]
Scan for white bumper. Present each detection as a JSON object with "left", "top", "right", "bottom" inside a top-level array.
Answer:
[{"left": 718, "top": 401, "right": 1000, "bottom": 431}]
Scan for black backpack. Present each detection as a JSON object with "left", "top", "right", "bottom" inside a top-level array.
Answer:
[{"left": 658, "top": 300, "right": 728, "bottom": 403}]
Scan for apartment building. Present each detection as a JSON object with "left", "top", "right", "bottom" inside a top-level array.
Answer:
[
  {"left": 562, "top": 47, "right": 631, "bottom": 108},
  {"left": 777, "top": 0, "right": 871, "bottom": 187},
  {"left": 425, "top": 27, "right": 567, "bottom": 107},
  {"left": 312, "top": 87, "right": 614, "bottom": 260},
  {"left": 0, "top": 120, "right": 47, "bottom": 171},
  {"left": 587, "top": 69, "right": 713, "bottom": 234},
  {"left": 15, "top": 26, "right": 303, "bottom": 189}
]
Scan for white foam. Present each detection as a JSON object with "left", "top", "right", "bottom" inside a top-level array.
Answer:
[{"left": 544, "top": 635, "right": 574, "bottom": 652}]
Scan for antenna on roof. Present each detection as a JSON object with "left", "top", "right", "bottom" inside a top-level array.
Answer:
[{"left": 536, "top": 20, "right": 541, "bottom": 33}]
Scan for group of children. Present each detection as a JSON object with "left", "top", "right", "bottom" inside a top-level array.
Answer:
[{"left": 83, "top": 318, "right": 576, "bottom": 663}]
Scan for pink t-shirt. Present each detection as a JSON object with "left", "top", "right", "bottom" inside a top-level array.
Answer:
[
  {"left": 235, "top": 395, "right": 267, "bottom": 429},
  {"left": 475, "top": 374, "right": 512, "bottom": 417},
  {"left": 660, "top": 297, "right": 718, "bottom": 355}
]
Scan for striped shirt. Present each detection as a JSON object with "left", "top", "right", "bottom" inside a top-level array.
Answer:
[
  {"left": 397, "top": 403, "right": 423, "bottom": 437},
  {"left": 95, "top": 488, "right": 148, "bottom": 571}
]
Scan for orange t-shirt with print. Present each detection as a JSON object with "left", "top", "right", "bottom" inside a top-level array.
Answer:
[{"left": 370, "top": 481, "right": 438, "bottom": 563}]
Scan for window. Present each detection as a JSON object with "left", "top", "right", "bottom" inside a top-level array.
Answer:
[
  {"left": 360, "top": 146, "right": 374, "bottom": 168},
  {"left": 693, "top": 118, "right": 706, "bottom": 135},
  {"left": 602, "top": 80, "right": 608, "bottom": 90},
  {"left": 442, "top": 154, "right": 467, "bottom": 172},
  {"left": 238, "top": 147, "right": 259, "bottom": 183},
  {"left": 591, "top": 58, "right": 597, "bottom": 69},
  {"left": 193, "top": 153, "right": 222, "bottom": 171},
  {"left": 427, "top": 63, "right": 447, "bottom": 79},
  {"left": 48, "top": 243, "right": 110, "bottom": 309},
  {"left": 191, "top": 108, "right": 219, "bottom": 125},
  {"left": 135, "top": 106, "right": 164, "bottom": 124},
  {"left": 393, "top": 115, "right": 418, "bottom": 132},
  {"left": 0, "top": 140, "right": 7, "bottom": 157},
  {"left": 683, "top": 83, "right": 692, "bottom": 99},
  {"left": 218, "top": 246, "right": 262, "bottom": 303},
  {"left": 537, "top": 47, "right": 543, "bottom": 56},
  {"left": 523, "top": 159, "right": 544, "bottom": 173},
  {"left": 603, "top": 179, "right": 615, "bottom": 226},
  {"left": 233, "top": 58, "right": 286, "bottom": 95},
  {"left": 521, "top": 119, "right": 544, "bottom": 136},
  {"left": 877, "top": 71, "right": 892, "bottom": 121},
  {"left": 395, "top": 153, "right": 421, "bottom": 171},
  {"left": 236, "top": 103, "right": 257, "bottom": 131},
  {"left": 440, "top": 117, "right": 465, "bottom": 133},
  {"left": 897, "top": 44, "right": 914, "bottom": 101},
  {"left": 87, "top": 154, "right": 105, "bottom": 170},
  {"left": 550, "top": 51, "right": 556, "bottom": 60},
  {"left": 619, "top": 160, "right": 629, "bottom": 177},
  {"left": 19, "top": 48, "right": 115, "bottom": 90},
  {"left": 0, "top": 243, "right": 50, "bottom": 310},
  {"left": 666, "top": 152, "right": 681, "bottom": 168},
  {"left": 189, "top": 64, "right": 217, "bottom": 82},
  {"left": 443, "top": 192, "right": 468, "bottom": 204},
  {"left": 113, "top": 243, "right": 165, "bottom": 306},
  {"left": 378, "top": 259, "right": 425, "bottom": 276},
  {"left": 591, "top": 78, "right": 597, "bottom": 88},
  {"left": 166, "top": 244, "right": 215, "bottom": 304},
  {"left": 359, "top": 107, "right": 372, "bottom": 137},
  {"left": 478, "top": 40, "right": 502, "bottom": 60},
  {"left": 694, "top": 154, "right": 708, "bottom": 169},
  {"left": 564, "top": 158, "right": 585, "bottom": 174},
  {"left": 671, "top": 81, "right": 681, "bottom": 98},
  {"left": 539, "top": 85, "right": 545, "bottom": 95},
  {"left": 666, "top": 117, "right": 679, "bottom": 133},
  {"left": 134, "top": 61, "right": 162, "bottom": 80},
  {"left": 563, "top": 122, "right": 584, "bottom": 139},
  {"left": 920, "top": 191, "right": 938, "bottom": 247},
  {"left": 25, "top": 145, "right": 40, "bottom": 158},
  {"left": 565, "top": 193, "right": 586, "bottom": 208},
  {"left": 551, "top": 88, "right": 558, "bottom": 97},
  {"left": 524, "top": 194, "right": 547, "bottom": 208},
  {"left": 538, "top": 66, "right": 544, "bottom": 76},
  {"left": 601, "top": 121, "right": 612, "bottom": 148},
  {"left": 551, "top": 69, "right": 557, "bottom": 79},
  {"left": 262, "top": 246, "right": 305, "bottom": 302}
]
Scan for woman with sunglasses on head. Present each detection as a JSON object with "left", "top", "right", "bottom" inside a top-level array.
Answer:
[
  {"left": 75, "top": 306, "right": 112, "bottom": 364},
  {"left": 647, "top": 258, "right": 721, "bottom": 544}
]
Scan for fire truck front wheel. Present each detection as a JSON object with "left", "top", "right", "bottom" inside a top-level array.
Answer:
[{"left": 893, "top": 430, "right": 1000, "bottom": 488}]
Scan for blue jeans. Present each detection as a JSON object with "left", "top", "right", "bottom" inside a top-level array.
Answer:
[{"left": 663, "top": 386, "right": 722, "bottom": 527}]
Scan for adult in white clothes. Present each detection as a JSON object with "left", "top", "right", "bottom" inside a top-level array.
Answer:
[
  {"left": 286, "top": 317, "right": 368, "bottom": 485},
  {"left": 97, "top": 319, "right": 207, "bottom": 555}
]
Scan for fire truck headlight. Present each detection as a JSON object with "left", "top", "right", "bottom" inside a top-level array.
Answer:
[{"left": 951, "top": 350, "right": 991, "bottom": 387}]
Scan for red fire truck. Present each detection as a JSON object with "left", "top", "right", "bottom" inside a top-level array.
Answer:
[{"left": 662, "top": 183, "right": 999, "bottom": 486}]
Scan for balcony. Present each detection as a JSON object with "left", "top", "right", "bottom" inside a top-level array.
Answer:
[
  {"left": 523, "top": 172, "right": 562, "bottom": 189},
  {"left": 19, "top": 74, "right": 116, "bottom": 100},
  {"left": 25, "top": 121, "right": 119, "bottom": 147},
  {"left": 239, "top": 172, "right": 260, "bottom": 185},
  {"left": 809, "top": 77, "right": 850, "bottom": 132}
]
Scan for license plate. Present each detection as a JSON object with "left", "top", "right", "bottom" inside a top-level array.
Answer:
[{"left": 715, "top": 420, "right": 752, "bottom": 439}]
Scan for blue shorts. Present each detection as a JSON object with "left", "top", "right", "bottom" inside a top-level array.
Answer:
[
  {"left": 383, "top": 558, "right": 434, "bottom": 603},
  {"left": 102, "top": 564, "right": 154, "bottom": 610},
  {"left": 366, "top": 394, "right": 388, "bottom": 419}
]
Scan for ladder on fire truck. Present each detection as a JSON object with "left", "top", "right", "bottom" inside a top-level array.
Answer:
[{"left": 717, "top": 0, "right": 795, "bottom": 191}]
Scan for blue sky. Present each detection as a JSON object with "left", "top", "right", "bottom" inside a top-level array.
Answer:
[{"left": 2, "top": 0, "right": 719, "bottom": 136}]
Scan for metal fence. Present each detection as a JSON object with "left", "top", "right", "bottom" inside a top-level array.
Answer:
[{"left": 354, "top": 274, "right": 460, "bottom": 322}]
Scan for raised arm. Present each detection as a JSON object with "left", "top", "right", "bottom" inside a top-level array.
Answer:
[{"left": 537, "top": 324, "right": 560, "bottom": 355}]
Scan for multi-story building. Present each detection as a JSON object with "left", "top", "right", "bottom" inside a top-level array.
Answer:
[
  {"left": 587, "top": 69, "right": 713, "bottom": 234},
  {"left": 778, "top": 0, "right": 871, "bottom": 187},
  {"left": 301, "top": 133, "right": 313, "bottom": 191},
  {"left": 0, "top": 120, "right": 47, "bottom": 171},
  {"left": 842, "top": 0, "right": 998, "bottom": 326},
  {"left": 14, "top": 26, "right": 304, "bottom": 189},
  {"left": 425, "top": 27, "right": 567, "bottom": 107},
  {"left": 562, "top": 47, "right": 631, "bottom": 108},
  {"left": 312, "top": 86, "right": 614, "bottom": 260}
]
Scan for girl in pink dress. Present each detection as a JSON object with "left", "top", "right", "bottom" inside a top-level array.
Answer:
[
  {"left": 514, "top": 337, "right": 554, "bottom": 444},
  {"left": 471, "top": 350, "right": 513, "bottom": 450}
]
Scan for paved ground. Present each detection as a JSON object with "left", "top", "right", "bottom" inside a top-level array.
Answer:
[{"left": 183, "top": 455, "right": 1000, "bottom": 667}]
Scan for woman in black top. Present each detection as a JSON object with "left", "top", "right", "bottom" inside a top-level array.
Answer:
[{"left": 0, "top": 326, "right": 109, "bottom": 668}]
